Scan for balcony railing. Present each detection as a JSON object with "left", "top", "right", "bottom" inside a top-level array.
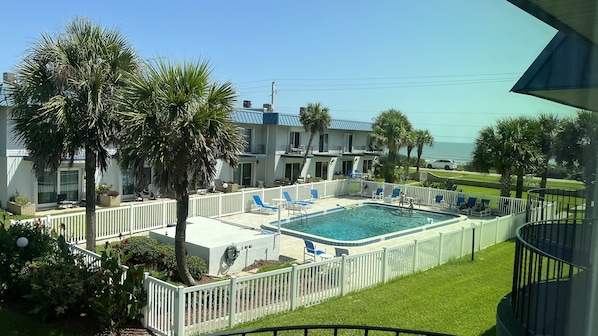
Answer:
[
  {"left": 205, "top": 324, "right": 454, "bottom": 336},
  {"left": 511, "top": 218, "right": 594, "bottom": 335}
]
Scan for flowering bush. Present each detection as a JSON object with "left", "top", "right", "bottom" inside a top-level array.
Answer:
[{"left": 9, "top": 191, "right": 31, "bottom": 205}]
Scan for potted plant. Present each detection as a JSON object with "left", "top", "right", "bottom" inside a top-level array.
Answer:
[
  {"left": 98, "top": 186, "right": 121, "bottom": 207},
  {"left": 7, "top": 191, "right": 36, "bottom": 215}
]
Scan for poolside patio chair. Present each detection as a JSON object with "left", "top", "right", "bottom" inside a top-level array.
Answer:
[
  {"left": 459, "top": 197, "right": 478, "bottom": 215},
  {"left": 335, "top": 247, "right": 349, "bottom": 257},
  {"left": 351, "top": 170, "right": 363, "bottom": 179},
  {"left": 372, "top": 187, "right": 384, "bottom": 200},
  {"left": 470, "top": 199, "right": 491, "bottom": 217},
  {"left": 304, "top": 240, "right": 327, "bottom": 262},
  {"left": 384, "top": 188, "right": 401, "bottom": 203},
  {"left": 282, "top": 191, "right": 314, "bottom": 208},
  {"left": 310, "top": 189, "right": 320, "bottom": 202},
  {"left": 433, "top": 194, "right": 445, "bottom": 207},
  {"left": 251, "top": 195, "right": 278, "bottom": 214}
]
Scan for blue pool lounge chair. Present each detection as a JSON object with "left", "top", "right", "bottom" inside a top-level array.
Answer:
[
  {"left": 282, "top": 191, "right": 314, "bottom": 208},
  {"left": 304, "top": 240, "right": 327, "bottom": 262},
  {"left": 251, "top": 195, "right": 278, "bottom": 214},
  {"left": 310, "top": 189, "right": 320, "bottom": 202},
  {"left": 433, "top": 194, "right": 445, "bottom": 207},
  {"left": 470, "top": 199, "right": 491, "bottom": 217},
  {"left": 459, "top": 197, "right": 478, "bottom": 215},
  {"left": 372, "top": 187, "right": 384, "bottom": 200},
  {"left": 384, "top": 188, "right": 401, "bottom": 203}
]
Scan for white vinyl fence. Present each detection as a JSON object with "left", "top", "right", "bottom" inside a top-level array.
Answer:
[
  {"left": 142, "top": 212, "right": 528, "bottom": 336},
  {"left": 25, "top": 178, "right": 530, "bottom": 246}
]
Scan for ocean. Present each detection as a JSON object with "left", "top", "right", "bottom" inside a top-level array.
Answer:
[{"left": 399, "top": 142, "right": 475, "bottom": 164}]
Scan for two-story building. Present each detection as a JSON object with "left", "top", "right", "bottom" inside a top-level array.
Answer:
[{"left": 0, "top": 92, "right": 378, "bottom": 210}]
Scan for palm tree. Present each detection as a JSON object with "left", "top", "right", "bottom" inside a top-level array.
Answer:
[
  {"left": 404, "top": 131, "right": 416, "bottom": 171},
  {"left": 414, "top": 129, "right": 435, "bottom": 174},
  {"left": 554, "top": 110, "right": 598, "bottom": 214},
  {"left": 298, "top": 102, "right": 331, "bottom": 181},
  {"left": 471, "top": 117, "right": 542, "bottom": 198},
  {"left": 371, "top": 109, "right": 413, "bottom": 165},
  {"left": 8, "top": 18, "right": 139, "bottom": 251},
  {"left": 117, "top": 59, "right": 245, "bottom": 285},
  {"left": 536, "top": 114, "right": 561, "bottom": 190}
]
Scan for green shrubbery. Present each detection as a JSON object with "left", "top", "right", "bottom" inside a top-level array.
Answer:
[
  {"left": 116, "top": 235, "right": 208, "bottom": 282},
  {"left": 0, "top": 221, "right": 147, "bottom": 333}
]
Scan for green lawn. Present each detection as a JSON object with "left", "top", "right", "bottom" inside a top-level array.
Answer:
[{"left": 222, "top": 240, "right": 516, "bottom": 336}]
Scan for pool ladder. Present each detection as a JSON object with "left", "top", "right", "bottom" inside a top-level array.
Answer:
[{"left": 288, "top": 205, "right": 308, "bottom": 223}]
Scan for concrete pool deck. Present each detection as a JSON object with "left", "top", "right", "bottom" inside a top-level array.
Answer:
[{"left": 218, "top": 195, "right": 499, "bottom": 263}]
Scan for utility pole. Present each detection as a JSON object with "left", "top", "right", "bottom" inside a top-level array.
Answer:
[{"left": 271, "top": 81, "right": 276, "bottom": 112}]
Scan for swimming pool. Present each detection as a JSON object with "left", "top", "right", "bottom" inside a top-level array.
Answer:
[{"left": 262, "top": 202, "right": 464, "bottom": 246}]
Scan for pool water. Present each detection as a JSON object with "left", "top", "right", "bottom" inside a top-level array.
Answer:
[{"left": 265, "top": 203, "right": 461, "bottom": 246}]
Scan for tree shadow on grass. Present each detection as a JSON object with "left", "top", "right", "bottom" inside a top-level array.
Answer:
[{"left": 479, "top": 325, "right": 496, "bottom": 336}]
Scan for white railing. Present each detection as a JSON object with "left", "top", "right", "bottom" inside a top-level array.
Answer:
[
  {"left": 145, "top": 211, "right": 528, "bottom": 336},
  {"left": 32, "top": 180, "right": 349, "bottom": 244}
]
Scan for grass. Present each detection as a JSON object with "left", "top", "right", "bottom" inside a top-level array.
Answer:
[{"left": 223, "top": 240, "right": 516, "bottom": 336}]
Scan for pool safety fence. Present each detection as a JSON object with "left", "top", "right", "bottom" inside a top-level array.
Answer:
[
  {"left": 142, "top": 211, "right": 529, "bottom": 336},
  {"left": 21, "top": 178, "right": 533, "bottom": 246}
]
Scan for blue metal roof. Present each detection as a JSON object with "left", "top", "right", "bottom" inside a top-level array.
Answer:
[{"left": 232, "top": 109, "right": 373, "bottom": 131}]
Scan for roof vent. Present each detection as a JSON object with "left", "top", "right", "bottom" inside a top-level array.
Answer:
[{"left": 243, "top": 100, "right": 252, "bottom": 108}]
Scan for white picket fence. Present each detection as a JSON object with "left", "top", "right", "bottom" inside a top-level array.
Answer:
[
  {"left": 26, "top": 178, "right": 528, "bottom": 246},
  {"left": 39, "top": 178, "right": 547, "bottom": 336},
  {"left": 142, "top": 212, "right": 528, "bottom": 336}
]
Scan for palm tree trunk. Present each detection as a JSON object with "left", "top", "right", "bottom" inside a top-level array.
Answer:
[
  {"left": 500, "top": 173, "right": 512, "bottom": 197},
  {"left": 297, "top": 134, "right": 315, "bottom": 183},
  {"left": 516, "top": 168, "right": 524, "bottom": 198},
  {"left": 175, "top": 181, "right": 196, "bottom": 286},
  {"left": 85, "top": 145, "right": 97, "bottom": 251},
  {"left": 539, "top": 159, "right": 549, "bottom": 199}
]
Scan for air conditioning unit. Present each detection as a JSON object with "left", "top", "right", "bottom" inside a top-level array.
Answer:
[
  {"left": 263, "top": 103, "right": 272, "bottom": 112},
  {"left": 3, "top": 72, "right": 16, "bottom": 84},
  {"left": 243, "top": 100, "right": 252, "bottom": 108}
]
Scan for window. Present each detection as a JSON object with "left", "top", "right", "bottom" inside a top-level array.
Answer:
[
  {"left": 233, "top": 162, "right": 252, "bottom": 187},
  {"left": 37, "top": 171, "right": 57, "bottom": 204},
  {"left": 342, "top": 160, "right": 353, "bottom": 175},
  {"left": 344, "top": 134, "right": 353, "bottom": 152},
  {"left": 289, "top": 131, "right": 301, "bottom": 148},
  {"left": 37, "top": 169, "right": 81, "bottom": 204},
  {"left": 60, "top": 170, "right": 79, "bottom": 201},
  {"left": 285, "top": 163, "right": 301, "bottom": 181},
  {"left": 363, "top": 159, "right": 374, "bottom": 174},
  {"left": 242, "top": 128, "right": 252, "bottom": 152},
  {"left": 319, "top": 133, "right": 329, "bottom": 152},
  {"left": 315, "top": 161, "right": 329, "bottom": 180},
  {"left": 122, "top": 168, "right": 151, "bottom": 195}
]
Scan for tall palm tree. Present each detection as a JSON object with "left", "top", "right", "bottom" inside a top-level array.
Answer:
[
  {"left": 371, "top": 109, "right": 413, "bottom": 165},
  {"left": 554, "top": 110, "right": 598, "bottom": 214},
  {"left": 8, "top": 18, "right": 139, "bottom": 251},
  {"left": 298, "top": 102, "right": 331, "bottom": 181},
  {"left": 471, "top": 117, "right": 542, "bottom": 198},
  {"left": 117, "top": 59, "right": 245, "bottom": 285},
  {"left": 536, "top": 114, "right": 561, "bottom": 190},
  {"left": 404, "top": 131, "right": 416, "bottom": 171},
  {"left": 414, "top": 129, "right": 435, "bottom": 174}
]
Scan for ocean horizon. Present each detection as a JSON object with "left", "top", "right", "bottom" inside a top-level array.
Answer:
[{"left": 399, "top": 142, "right": 475, "bottom": 164}]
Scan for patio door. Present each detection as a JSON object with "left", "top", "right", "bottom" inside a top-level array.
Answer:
[
  {"left": 344, "top": 134, "right": 353, "bottom": 153},
  {"left": 234, "top": 163, "right": 252, "bottom": 187}
]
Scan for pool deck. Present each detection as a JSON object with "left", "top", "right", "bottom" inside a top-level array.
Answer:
[{"left": 219, "top": 195, "right": 497, "bottom": 263}]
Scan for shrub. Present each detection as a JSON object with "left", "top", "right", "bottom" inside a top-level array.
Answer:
[
  {"left": 9, "top": 191, "right": 30, "bottom": 205},
  {"left": 118, "top": 236, "right": 160, "bottom": 265},
  {"left": 105, "top": 190, "right": 120, "bottom": 197},
  {"left": 0, "top": 219, "right": 54, "bottom": 298},
  {"left": 155, "top": 244, "right": 207, "bottom": 282},
  {"left": 90, "top": 248, "right": 147, "bottom": 332},
  {"left": 21, "top": 236, "right": 93, "bottom": 320},
  {"left": 96, "top": 183, "right": 112, "bottom": 195}
]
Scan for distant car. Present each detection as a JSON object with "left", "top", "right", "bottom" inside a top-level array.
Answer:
[{"left": 427, "top": 159, "right": 457, "bottom": 170}]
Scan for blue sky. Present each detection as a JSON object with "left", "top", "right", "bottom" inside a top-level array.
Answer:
[{"left": 1, "top": 0, "right": 579, "bottom": 143}]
